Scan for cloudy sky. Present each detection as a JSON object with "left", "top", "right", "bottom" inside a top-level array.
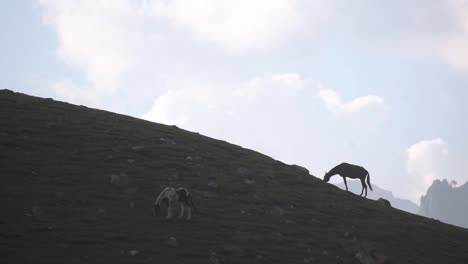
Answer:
[{"left": 2, "top": 0, "right": 468, "bottom": 203}]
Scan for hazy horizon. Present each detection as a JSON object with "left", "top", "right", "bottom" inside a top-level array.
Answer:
[{"left": 3, "top": 1, "right": 468, "bottom": 204}]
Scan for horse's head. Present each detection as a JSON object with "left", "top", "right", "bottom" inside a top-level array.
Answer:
[{"left": 323, "top": 171, "right": 331, "bottom": 182}]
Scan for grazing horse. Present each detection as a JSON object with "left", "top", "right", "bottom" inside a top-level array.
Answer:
[
  {"left": 153, "top": 187, "right": 196, "bottom": 220},
  {"left": 323, "top": 162, "right": 373, "bottom": 197}
]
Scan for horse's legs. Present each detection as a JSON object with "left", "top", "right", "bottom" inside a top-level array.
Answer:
[
  {"left": 359, "top": 178, "right": 366, "bottom": 196},
  {"left": 167, "top": 201, "right": 174, "bottom": 219},
  {"left": 178, "top": 204, "right": 185, "bottom": 219},
  {"left": 187, "top": 207, "right": 192, "bottom": 220},
  {"left": 343, "top": 176, "right": 348, "bottom": 191}
]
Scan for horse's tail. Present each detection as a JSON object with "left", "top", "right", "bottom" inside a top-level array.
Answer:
[{"left": 366, "top": 173, "right": 373, "bottom": 191}]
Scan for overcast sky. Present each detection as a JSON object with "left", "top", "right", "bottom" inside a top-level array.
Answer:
[{"left": 2, "top": 0, "right": 468, "bottom": 204}]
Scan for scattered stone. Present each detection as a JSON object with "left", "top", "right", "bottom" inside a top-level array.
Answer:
[
  {"left": 209, "top": 252, "right": 220, "bottom": 264},
  {"left": 232, "top": 231, "right": 251, "bottom": 242},
  {"left": 110, "top": 173, "right": 128, "bottom": 187},
  {"left": 202, "top": 191, "right": 218, "bottom": 198},
  {"left": 341, "top": 239, "right": 390, "bottom": 264},
  {"left": 167, "top": 237, "right": 178, "bottom": 247},
  {"left": 124, "top": 187, "right": 139, "bottom": 195},
  {"left": 129, "top": 202, "right": 135, "bottom": 208},
  {"left": 377, "top": 198, "right": 391, "bottom": 208},
  {"left": 46, "top": 121, "right": 56, "bottom": 128},
  {"left": 31, "top": 206, "right": 48, "bottom": 222},
  {"left": 207, "top": 181, "right": 219, "bottom": 189},
  {"left": 128, "top": 250, "right": 139, "bottom": 256},
  {"left": 77, "top": 196, "right": 91, "bottom": 205},
  {"left": 236, "top": 167, "right": 249, "bottom": 177},
  {"left": 267, "top": 175, "right": 277, "bottom": 183},
  {"left": 303, "top": 257, "right": 315, "bottom": 263},
  {"left": 54, "top": 192, "right": 65, "bottom": 199},
  {"left": 97, "top": 208, "right": 107, "bottom": 216},
  {"left": 127, "top": 159, "right": 134, "bottom": 164},
  {"left": 309, "top": 218, "right": 320, "bottom": 224},
  {"left": 244, "top": 178, "right": 255, "bottom": 185},
  {"left": 252, "top": 194, "right": 263, "bottom": 202},
  {"left": 285, "top": 219, "right": 296, "bottom": 225},
  {"left": 271, "top": 206, "right": 285, "bottom": 215},
  {"left": 131, "top": 145, "right": 145, "bottom": 151},
  {"left": 171, "top": 173, "right": 180, "bottom": 180},
  {"left": 186, "top": 155, "right": 201, "bottom": 161},
  {"left": 159, "top": 137, "right": 176, "bottom": 145},
  {"left": 222, "top": 244, "right": 244, "bottom": 256}
]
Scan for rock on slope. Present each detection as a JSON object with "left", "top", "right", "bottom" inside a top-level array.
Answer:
[
  {"left": 335, "top": 181, "right": 420, "bottom": 215},
  {"left": 1, "top": 89, "right": 468, "bottom": 264}
]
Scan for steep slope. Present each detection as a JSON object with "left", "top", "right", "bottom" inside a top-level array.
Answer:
[
  {"left": 1, "top": 89, "right": 468, "bottom": 264},
  {"left": 335, "top": 181, "right": 419, "bottom": 214},
  {"left": 420, "top": 179, "right": 468, "bottom": 228}
]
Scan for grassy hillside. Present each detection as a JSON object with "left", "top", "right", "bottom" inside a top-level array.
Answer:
[{"left": 1, "top": 89, "right": 468, "bottom": 264}]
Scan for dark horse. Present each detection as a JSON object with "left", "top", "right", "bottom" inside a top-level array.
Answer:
[{"left": 323, "top": 162, "right": 373, "bottom": 197}]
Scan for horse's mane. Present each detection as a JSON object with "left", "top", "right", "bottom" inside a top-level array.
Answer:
[{"left": 329, "top": 163, "right": 344, "bottom": 174}]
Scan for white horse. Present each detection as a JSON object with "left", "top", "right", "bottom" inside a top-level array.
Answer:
[{"left": 153, "top": 187, "right": 196, "bottom": 220}]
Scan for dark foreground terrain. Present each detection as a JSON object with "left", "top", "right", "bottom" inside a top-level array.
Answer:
[{"left": 1, "top": 89, "right": 468, "bottom": 264}]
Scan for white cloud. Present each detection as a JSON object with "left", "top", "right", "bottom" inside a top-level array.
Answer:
[
  {"left": 141, "top": 89, "right": 188, "bottom": 126},
  {"left": 38, "top": 0, "right": 159, "bottom": 92},
  {"left": 37, "top": 0, "right": 327, "bottom": 104},
  {"left": 38, "top": 0, "right": 468, "bottom": 111},
  {"left": 317, "top": 88, "right": 384, "bottom": 116},
  {"left": 152, "top": 0, "right": 307, "bottom": 53},
  {"left": 51, "top": 79, "right": 100, "bottom": 106},
  {"left": 438, "top": 35, "right": 468, "bottom": 73},
  {"left": 436, "top": 0, "right": 468, "bottom": 72},
  {"left": 142, "top": 73, "right": 306, "bottom": 125},
  {"left": 140, "top": 73, "right": 317, "bottom": 168},
  {"left": 234, "top": 73, "right": 305, "bottom": 100},
  {"left": 141, "top": 86, "right": 225, "bottom": 126},
  {"left": 406, "top": 138, "right": 449, "bottom": 201}
]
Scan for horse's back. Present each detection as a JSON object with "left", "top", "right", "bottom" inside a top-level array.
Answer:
[{"left": 339, "top": 162, "right": 368, "bottom": 176}]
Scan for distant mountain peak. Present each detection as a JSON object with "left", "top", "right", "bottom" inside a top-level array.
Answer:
[{"left": 420, "top": 178, "right": 468, "bottom": 228}]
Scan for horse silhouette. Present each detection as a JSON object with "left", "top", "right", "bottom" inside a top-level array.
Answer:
[{"left": 323, "top": 162, "right": 373, "bottom": 197}]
